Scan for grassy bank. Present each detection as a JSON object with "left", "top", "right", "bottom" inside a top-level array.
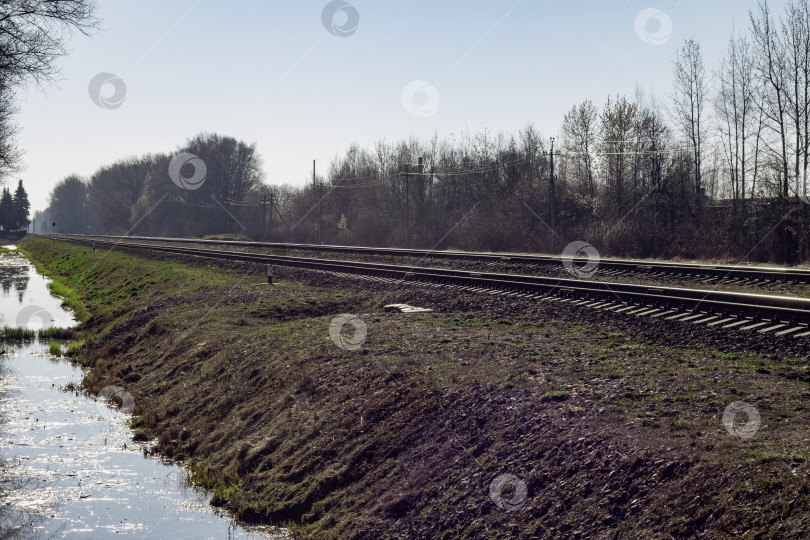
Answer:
[{"left": 20, "top": 236, "right": 810, "bottom": 539}]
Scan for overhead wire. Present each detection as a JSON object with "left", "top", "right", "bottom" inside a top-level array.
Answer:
[{"left": 174, "top": 143, "right": 696, "bottom": 207}]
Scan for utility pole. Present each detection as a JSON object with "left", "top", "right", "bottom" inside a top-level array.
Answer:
[
  {"left": 417, "top": 156, "right": 423, "bottom": 245},
  {"left": 84, "top": 203, "right": 87, "bottom": 235},
  {"left": 314, "top": 159, "right": 323, "bottom": 244},
  {"left": 262, "top": 192, "right": 266, "bottom": 234},
  {"left": 398, "top": 157, "right": 425, "bottom": 249},
  {"left": 543, "top": 138, "right": 562, "bottom": 253},
  {"left": 403, "top": 164, "right": 410, "bottom": 248},
  {"left": 269, "top": 191, "right": 274, "bottom": 241},
  {"left": 548, "top": 138, "right": 556, "bottom": 231},
  {"left": 320, "top": 175, "right": 324, "bottom": 245}
]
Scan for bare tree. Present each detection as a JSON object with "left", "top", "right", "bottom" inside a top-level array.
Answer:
[
  {"left": 716, "top": 33, "right": 760, "bottom": 205},
  {"left": 634, "top": 98, "right": 672, "bottom": 256},
  {"left": 561, "top": 100, "right": 598, "bottom": 202},
  {"left": 779, "top": 0, "right": 810, "bottom": 197},
  {"left": 0, "top": 81, "right": 19, "bottom": 178},
  {"left": 600, "top": 95, "right": 638, "bottom": 216},
  {"left": 750, "top": 0, "right": 791, "bottom": 196},
  {"left": 0, "top": 0, "right": 98, "bottom": 180},
  {"left": 672, "top": 38, "right": 709, "bottom": 208},
  {"left": 0, "top": 0, "right": 99, "bottom": 85}
]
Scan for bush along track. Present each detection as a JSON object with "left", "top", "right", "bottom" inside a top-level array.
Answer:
[{"left": 20, "top": 236, "right": 810, "bottom": 539}]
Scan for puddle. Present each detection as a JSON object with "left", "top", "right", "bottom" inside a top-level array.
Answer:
[{"left": 0, "top": 249, "right": 287, "bottom": 539}]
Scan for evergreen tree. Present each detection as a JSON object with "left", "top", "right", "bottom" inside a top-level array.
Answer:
[
  {"left": 13, "top": 179, "right": 29, "bottom": 230},
  {"left": 0, "top": 187, "right": 13, "bottom": 231}
]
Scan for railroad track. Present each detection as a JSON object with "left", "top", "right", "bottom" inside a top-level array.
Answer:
[
  {"left": 49, "top": 234, "right": 810, "bottom": 338},
  {"left": 60, "top": 234, "right": 810, "bottom": 287}
]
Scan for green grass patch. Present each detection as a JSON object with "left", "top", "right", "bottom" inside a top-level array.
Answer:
[
  {"left": 669, "top": 419, "right": 691, "bottom": 431},
  {"left": 636, "top": 417, "right": 661, "bottom": 428},
  {"left": 539, "top": 390, "right": 571, "bottom": 402},
  {"left": 17, "top": 243, "right": 90, "bottom": 322},
  {"left": 188, "top": 460, "right": 242, "bottom": 506},
  {"left": 46, "top": 280, "right": 90, "bottom": 322},
  {"left": 743, "top": 450, "right": 806, "bottom": 464},
  {"left": 18, "top": 237, "right": 265, "bottom": 322},
  {"left": 38, "top": 327, "right": 76, "bottom": 340},
  {"left": 65, "top": 339, "right": 85, "bottom": 357},
  {"left": 759, "top": 476, "right": 784, "bottom": 491},
  {"left": 566, "top": 325, "right": 589, "bottom": 335},
  {"left": 0, "top": 326, "right": 36, "bottom": 341},
  {"left": 48, "top": 341, "right": 62, "bottom": 355}
]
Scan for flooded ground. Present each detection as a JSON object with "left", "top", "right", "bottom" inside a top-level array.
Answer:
[{"left": 0, "top": 249, "right": 287, "bottom": 539}]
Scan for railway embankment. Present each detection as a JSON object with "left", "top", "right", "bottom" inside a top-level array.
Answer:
[{"left": 19, "top": 236, "right": 810, "bottom": 539}]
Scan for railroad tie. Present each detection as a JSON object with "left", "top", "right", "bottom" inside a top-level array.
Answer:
[
  {"left": 707, "top": 317, "right": 735, "bottom": 327},
  {"left": 739, "top": 321, "right": 770, "bottom": 331},
  {"left": 757, "top": 324, "right": 786, "bottom": 334},
  {"left": 691, "top": 315, "right": 719, "bottom": 324},
  {"left": 774, "top": 327, "right": 804, "bottom": 337}
]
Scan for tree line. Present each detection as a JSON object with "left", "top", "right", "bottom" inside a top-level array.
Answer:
[
  {"left": 36, "top": 132, "right": 264, "bottom": 236},
  {"left": 0, "top": 179, "right": 29, "bottom": 232},
  {"left": 36, "top": 0, "right": 810, "bottom": 263}
]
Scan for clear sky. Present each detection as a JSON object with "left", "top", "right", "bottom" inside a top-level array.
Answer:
[{"left": 13, "top": 0, "right": 786, "bottom": 211}]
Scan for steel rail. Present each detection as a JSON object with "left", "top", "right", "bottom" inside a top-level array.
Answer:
[
  {"left": 58, "top": 233, "right": 810, "bottom": 285},
  {"left": 50, "top": 234, "right": 810, "bottom": 329}
]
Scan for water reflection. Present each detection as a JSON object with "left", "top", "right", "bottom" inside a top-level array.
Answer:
[
  {"left": 0, "top": 250, "right": 286, "bottom": 539},
  {"left": 0, "top": 350, "right": 50, "bottom": 540},
  {"left": 0, "top": 251, "right": 72, "bottom": 331},
  {"left": 0, "top": 251, "right": 29, "bottom": 304}
]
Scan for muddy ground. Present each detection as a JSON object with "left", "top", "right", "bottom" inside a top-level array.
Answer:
[{"left": 20, "top": 237, "right": 810, "bottom": 539}]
